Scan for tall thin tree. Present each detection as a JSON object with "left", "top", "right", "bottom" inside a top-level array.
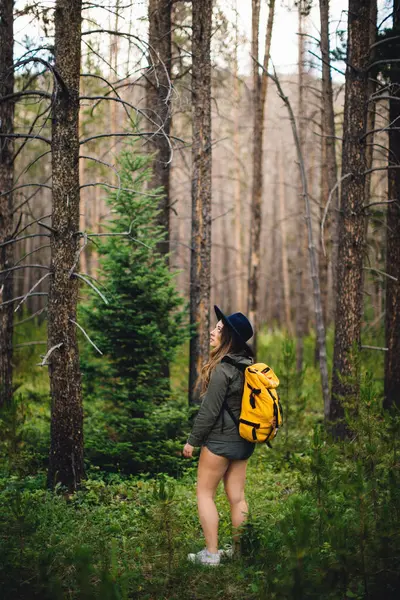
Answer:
[
  {"left": 248, "top": 0, "right": 275, "bottom": 348},
  {"left": 147, "top": 0, "right": 173, "bottom": 260},
  {"left": 319, "top": 0, "right": 338, "bottom": 324},
  {"left": 189, "top": 0, "right": 212, "bottom": 404},
  {"left": 47, "top": 0, "right": 85, "bottom": 490},
  {"left": 0, "top": 0, "right": 14, "bottom": 407},
  {"left": 330, "top": 0, "right": 371, "bottom": 436},
  {"left": 384, "top": 0, "right": 400, "bottom": 410}
]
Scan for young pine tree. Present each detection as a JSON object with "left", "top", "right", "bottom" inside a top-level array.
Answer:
[{"left": 80, "top": 149, "right": 188, "bottom": 472}]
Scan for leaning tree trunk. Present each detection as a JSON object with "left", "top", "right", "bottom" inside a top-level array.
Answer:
[
  {"left": 47, "top": 0, "right": 85, "bottom": 491},
  {"left": 0, "top": 0, "right": 14, "bottom": 407},
  {"left": 319, "top": 0, "right": 338, "bottom": 325},
  {"left": 189, "top": 0, "right": 212, "bottom": 405},
  {"left": 248, "top": 0, "right": 275, "bottom": 349},
  {"left": 330, "top": 0, "right": 371, "bottom": 437},
  {"left": 147, "top": 0, "right": 172, "bottom": 260},
  {"left": 384, "top": 0, "right": 400, "bottom": 410}
]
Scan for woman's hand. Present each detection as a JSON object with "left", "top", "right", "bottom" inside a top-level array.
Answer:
[{"left": 183, "top": 443, "right": 194, "bottom": 458}]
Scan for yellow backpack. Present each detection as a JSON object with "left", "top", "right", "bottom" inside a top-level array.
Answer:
[{"left": 222, "top": 359, "right": 283, "bottom": 446}]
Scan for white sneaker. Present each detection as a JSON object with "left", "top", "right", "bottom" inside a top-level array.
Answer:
[
  {"left": 218, "top": 544, "right": 234, "bottom": 559},
  {"left": 187, "top": 548, "right": 221, "bottom": 566}
]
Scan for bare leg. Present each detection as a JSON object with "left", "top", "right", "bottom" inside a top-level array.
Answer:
[
  {"left": 223, "top": 459, "right": 249, "bottom": 550},
  {"left": 196, "top": 446, "right": 229, "bottom": 554}
]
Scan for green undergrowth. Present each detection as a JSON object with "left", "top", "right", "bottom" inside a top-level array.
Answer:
[{"left": 1, "top": 323, "right": 398, "bottom": 599}]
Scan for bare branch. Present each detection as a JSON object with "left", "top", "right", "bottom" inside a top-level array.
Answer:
[
  {"left": 72, "top": 273, "right": 109, "bottom": 304},
  {"left": 0, "top": 264, "right": 50, "bottom": 276},
  {"left": 70, "top": 318, "right": 102, "bottom": 355},
  {"left": 0, "top": 133, "right": 51, "bottom": 145},
  {"left": 0, "top": 292, "right": 48, "bottom": 308},
  {"left": 80, "top": 180, "right": 161, "bottom": 198},
  {"left": 37, "top": 343, "right": 63, "bottom": 366},
  {"left": 15, "top": 341, "right": 47, "bottom": 349},
  {"left": 15, "top": 307, "right": 47, "bottom": 327},
  {"left": 79, "top": 132, "right": 184, "bottom": 145},
  {"left": 13, "top": 244, "right": 51, "bottom": 269},
  {"left": 363, "top": 199, "right": 400, "bottom": 210},
  {"left": 68, "top": 233, "right": 88, "bottom": 277},
  {"left": 321, "top": 173, "right": 352, "bottom": 257},
  {"left": 0, "top": 233, "right": 51, "bottom": 249},
  {"left": 363, "top": 267, "right": 398, "bottom": 282},
  {"left": 361, "top": 345, "right": 388, "bottom": 351},
  {"left": 0, "top": 90, "right": 52, "bottom": 103},
  {"left": 14, "top": 272, "right": 52, "bottom": 312},
  {"left": 0, "top": 182, "right": 52, "bottom": 200}
]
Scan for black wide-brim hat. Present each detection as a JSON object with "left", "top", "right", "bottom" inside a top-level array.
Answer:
[{"left": 214, "top": 305, "right": 254, "bottom": 354}]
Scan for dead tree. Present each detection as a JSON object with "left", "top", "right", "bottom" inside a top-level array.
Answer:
[
  {"left": 319, "top": 0, "right": 338, "bottom": 324},
  {"left": 0, "top": 0, "right": 14, "bottom": 407},
  {"left": 248, "top": 0, "right": 275, "bottom": 348},
  {"left": 384, "top": 0, "right": 400, "bottom": 410},
  {"left": 47, "top": 0, "right": 85, "bottom": 490},
  {"left": 189, "top": 0, "right": 212, "bottom": 405},
  {"left": 262, "top": 66, "right": 330, "bottom": 418},
  {"left": 295, "top": 3, "right": 308, "bottom": 371},
  {"left": 147, "top": 0, "right": 173, "bottom": 260},
  {"left": 331, "top": 0, "right": 372, "bottom": 437}
]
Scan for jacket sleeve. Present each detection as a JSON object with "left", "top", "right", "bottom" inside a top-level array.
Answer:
[{"left": 187, "top": 364, "right": 231, "bottom": 446}]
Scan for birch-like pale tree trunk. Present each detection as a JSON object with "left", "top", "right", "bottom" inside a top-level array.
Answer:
[
  {"left": 0, "top": 0, "right": 14, "bottom": 407},
  {"left": 331, "top": 0, "right": 371, "bottom": 436},
  {"left": 384, "top": 0, "right": 400, "bottom": 410},
  {"left": 189, "top": 0, "right": 212, "bottom": 405},
  {"left": 47, "top": 0, "right": 85, "bottom": 491}
]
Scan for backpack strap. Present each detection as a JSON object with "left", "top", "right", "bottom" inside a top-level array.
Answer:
[{"left": 219, "top": 356, "right": 248, "bottom": 433}]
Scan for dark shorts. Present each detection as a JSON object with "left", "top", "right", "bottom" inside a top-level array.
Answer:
[{"left": 204, "top": 439, "right": 255, "bottom": 461}]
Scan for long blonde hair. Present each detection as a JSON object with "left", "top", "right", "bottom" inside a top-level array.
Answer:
[{"left": 197, "top": 323, "right": 250, "bottom": 395}]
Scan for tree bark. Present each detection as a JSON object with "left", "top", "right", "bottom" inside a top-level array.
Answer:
[
  {"left": 248, "top": 0, "right": 275, "bottom": 349},
  {"left": 384, "top": 0, "right": 400, "bottom": 410},
  {"left": 47, "top": 0, "right": 85, "bottom": 491},
  {"left": 147, "top": 0, "right": 173, "bottom": 260},
  {"left": 0, "top": 0, "right": 14, "bottom": 407},
  {"left": 233, "top": 5, "right": 244, "bottom": 313},
  {"left": 189, "top": 0, "right": 212, "bottom": 405},
  {"left": 279, "top": 146, "right": 293, "bottom": 335},
  {"left": 330, "top": 0, "right": 371, "bottom": 437},
  {"left": 319, "top": 0, "right": 338, "bottom": 325},
  {"left": 295, "top": 5, "right": 308, "bottom": 372}
]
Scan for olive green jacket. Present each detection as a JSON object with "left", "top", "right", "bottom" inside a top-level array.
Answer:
[{"left": 187, "top": 351, "right": 253, "bottom": 446}]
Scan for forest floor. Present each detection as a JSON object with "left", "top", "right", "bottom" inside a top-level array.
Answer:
[{"left": 1, "top": 318, "right": 396, "bottom": 600}]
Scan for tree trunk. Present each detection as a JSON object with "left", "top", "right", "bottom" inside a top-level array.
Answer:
[
  {"left": 233, "top": 5, "right": 244, "bottom": 313},
  {"left": 47, "top": 0, "right": 85, "bottom": 491},
  {"left": 189, "top": 0, "right": 212, "bottom": 405},
  {"left": 248, "top": 0, "right": 275, "bottom": 349},
  {"left": 384, "top": 0, "right": 400, "bottom": 410},
  {"left": 147, "top": 0, "right": 172, "bottom": 260},
  {"left": 295, "top": 5, "right": 308, "bottom": 372},
  {"left": 330, "top": 0, "right": 371, "bottom": 437},
  {"left": 0, "top": 0, "right": 14, "bottom": 407},
  {"left": 279, "top": 145, "right": 293, "bottom": 335},
  {"left": 319, "top": 0, "right": 339, "bottom": 325}
]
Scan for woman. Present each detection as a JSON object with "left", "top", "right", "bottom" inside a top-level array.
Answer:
[{"left": 183, "top": 305, "right": 255, "bottom": 566}]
